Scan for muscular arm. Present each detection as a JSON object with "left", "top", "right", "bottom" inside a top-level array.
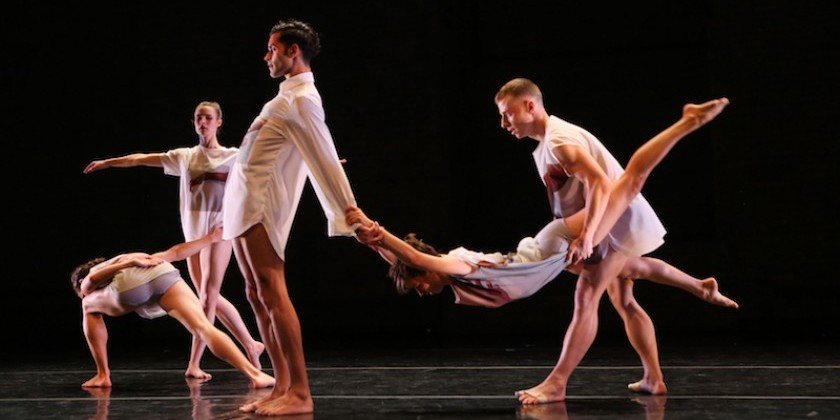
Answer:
[
  {"left": 84, "top": 152, "right": 164, "bottom": 173},
  {"left": 552, "top": 144, "right": 612, "bottom": 263}
]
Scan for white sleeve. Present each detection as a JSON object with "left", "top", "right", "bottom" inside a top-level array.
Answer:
[
  {"left": 288, "top": 95, "right": 358, "bottom": 237},
  {"left": 160, "top": 147, "right": 191, "bottom": 177}
]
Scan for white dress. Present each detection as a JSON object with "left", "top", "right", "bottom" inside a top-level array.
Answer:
[
  {"left": 222, "top": 72, "right": 357, "bottom": 259},
  {"left": 532, "top": 115, "right": 666, "bottom": 256},
  {"left": 160, "top": 145, "right": 238, "bottom": 241}
]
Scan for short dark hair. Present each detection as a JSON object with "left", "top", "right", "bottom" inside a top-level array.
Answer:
[
  {"left": 271, "top": 19, "right": 322, "bottom": 62},
  {"left": 70, "top": 257, "right": 105, "bottom": 295},
  {"left": 388, "top": 233, "right": 440, "bottom": 295}
]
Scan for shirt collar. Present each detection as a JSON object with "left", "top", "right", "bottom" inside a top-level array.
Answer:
[{"left": 280, "top": 71, "right": 314, "bottom": 91}]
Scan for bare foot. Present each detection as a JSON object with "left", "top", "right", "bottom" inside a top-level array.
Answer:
[
  {"left": 245, "top": 341, "right": 265, "bottom": 371},
  {"left": 683, "top": 97, "right": 729, "bottom": 127},
  {"left": 82, "top": 374, "right": 111, "bottom": 388},
  {"left": 628, "top": 379, "right": 668, "bottom": 395},
  {"left": 251, "top": 371, "right": 275, "bottom": 389},
  {"left": 255, "top": 392, "right": 314, "bottom": 416},
  {"left": 700, "top": 278, "right": 739, "bottom": 308},
  {"left": 239, "top": 387, "right": 284, "bottom": 413},
  {"left": 515, "top": 383, "right": 566, "bottom": 405},
  {"left": 238, "top": 400, "right": 260, "bottom": 413},
  {"left": 185, "top": 367, "right": 212, "bottom": 380}
]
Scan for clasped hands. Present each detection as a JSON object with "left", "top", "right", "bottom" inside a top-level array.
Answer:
[{"left": 346, "top": 205, "right": 383, "bottom": 245}]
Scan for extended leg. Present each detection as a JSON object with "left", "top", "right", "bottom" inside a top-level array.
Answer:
[
  {"left": 568, "top": 98, "right": 730, "bottom": 244},
  {"left": 159, "top": 281, "right": 274, "bottom": 389},
  {"left": 620, "top": 257, "right": 739, "bottom": 308}
]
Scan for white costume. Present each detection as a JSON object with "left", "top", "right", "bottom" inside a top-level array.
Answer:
[
  {"left": 223, "top": 72, "right": 356, "bottom": 259},
  {"left": 86, "top": 257, "right": 182, "bottom": 319},
  {"left": 160, "top": 145, "right": 238, "bottom": 241},
  {"left": 448, "top": 218, "right": 593, "bottom": 308},
  {"left": 533, "top": 116, "right": 666, "bottom": 256}
]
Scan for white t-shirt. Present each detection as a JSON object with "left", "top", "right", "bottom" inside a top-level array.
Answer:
[
  {"left": 532, "top": 115, "right": 666, "bottom": 256},
  {"left": 89, "top": 256, "right": 179, "bottom": 319},
  {"left": 160, "top": 145, "right": 238, "bottom": 241}
]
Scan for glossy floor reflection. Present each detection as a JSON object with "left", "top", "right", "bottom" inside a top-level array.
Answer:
[{"left": 1, "top": 336, "right": 838, "bottom": 419}]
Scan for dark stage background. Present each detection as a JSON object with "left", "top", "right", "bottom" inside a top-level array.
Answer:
[{"left": 3, "top": 2, "right": 837, "bottom": 360}]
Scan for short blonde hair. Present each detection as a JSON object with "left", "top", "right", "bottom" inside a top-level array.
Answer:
[{"left": 495, "top": 78, "right": 543, "bottom": 103}]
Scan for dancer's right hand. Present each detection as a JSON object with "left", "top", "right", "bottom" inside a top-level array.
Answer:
[
  {"left": 567, "top": 235, "right": 593, "bottom": 264},
  {"left": 355, "top": 221, "right": 384, "bottom": 245}
]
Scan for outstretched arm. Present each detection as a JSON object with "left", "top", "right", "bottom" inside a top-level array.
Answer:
[
  {"left": 361, "top": 234, "right": 399, "bottom": 265},
  {"left": 84, "top": 152, "right": 164, "bottom": 173},
  {"left": 80, "top": 227, "right": 223, "bottom": 295},
  {"left": 151, "top": 226, "right": 223, "bottom": 263},
  {"left": 346, "top": 205, "right": 474, "bottom": 276}
]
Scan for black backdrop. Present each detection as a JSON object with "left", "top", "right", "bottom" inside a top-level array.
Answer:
[{"left": 4, "top": 1, "right": 837, "bottom": 360}]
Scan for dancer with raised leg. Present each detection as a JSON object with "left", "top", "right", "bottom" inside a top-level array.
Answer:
[
  {"left": 349, "top": 96, "right": 733, "bottom": 401},
  {"left": 493, "top": 77, "right": 726, "bottom": 404}
]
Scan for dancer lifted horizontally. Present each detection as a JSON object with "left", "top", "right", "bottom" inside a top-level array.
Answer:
[{"left": 349, "top": 96, "right": 734, "bottom": 402}]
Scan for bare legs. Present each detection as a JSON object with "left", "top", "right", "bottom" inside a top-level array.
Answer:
[
  {"left": 607, "top": 278, "right": 667, "bottom": 395},
  {"left": 232, "top": 224, "right": 313, "bottom": 416},
  {"left": 184, "top": 241, "right": 264, "bottom": 379},
  {"left": 158, "top": 281, "right": 274, "bottom": 389},
  {"left": 622, "top": 257, "right": 739, "bottom": 308},
  {"left": 517, "top": 251, "right": 631, "bottom": 404},
  {"left": 81, "top": 313, "right": 111, "bottom": 388},
  {"left": 518, "top": 98, "right": 730, "bottom": 404},
  {"left": 579, "top": 98, "right": 731, "bottom": 245},
  {"left": 79, "top": 283, "right": 274, "bottom": 390}
]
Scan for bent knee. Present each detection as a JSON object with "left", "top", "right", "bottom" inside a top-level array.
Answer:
[
  {"left": 607, "top": 282, "right": 638, "bottom": 312},
  {"left": 190, "top": 321, "right": 216, "bottom": 339}
]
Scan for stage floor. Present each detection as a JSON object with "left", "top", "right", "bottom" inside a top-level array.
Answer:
[{"left": 1, "top": 336, "right": 837, "bottom": 419}]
